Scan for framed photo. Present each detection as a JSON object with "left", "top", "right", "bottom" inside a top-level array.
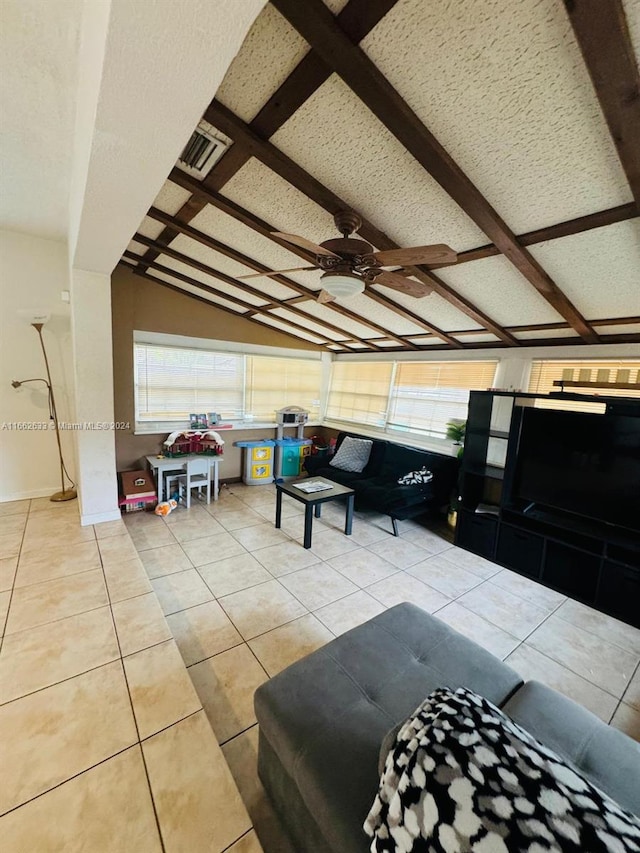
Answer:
[{"left": 189, "top": 413, "right": 208, "bottom": 429}]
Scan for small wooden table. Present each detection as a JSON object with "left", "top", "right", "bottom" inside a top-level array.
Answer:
[
  {"left": 275, "top": 477, "right": 355, "bottom": 549},
  {"left": 145, "top": 454, "right": 221, "bottom": 503}
]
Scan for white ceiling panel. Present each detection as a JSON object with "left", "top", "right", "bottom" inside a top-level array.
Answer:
[
  {"left": 369, "top": 287, "right": 485, "bottom": 332},
  {"left": 596, "top": 324, "right": 640, "bottom": 336},
  {"left": 295, "top": 299, "right": 385, "bottom": 339},
  {"left": 168, "top": 233, "right": 299, "bottom": 300},
  {"left": 330, "top": 293, "right": 428, "bottom": 336},
  {"left": 271, "top": 75, "right": 487, "bottom": 252},
  {"left": 435, "top": 256, "right": 565, "bottom": 325},
  {"left": 324, "top": 0, "right": 350, "bottom": 13},
  {"left": 513, "top": 328, "right": 580, "bottom": 340},
  {"left": 137, "top": 217, "right": 165, "bottom": 240},
  {"left": 269, "top": 307, "right": 347, "bottom": 341},
  {"left": 215, "top": 4, "right": 309, "bottom": 123},
  {"left": 150, "top": 272, "right": 248, "bottom": 313},
  {"left": 126, "top": 240, "right": 145, "bottom": 255},
  {"left": 255, "top": 314, "right": 326, "bottom": 344},
  {"left": 362, "top": 0, "right": 632, "bottom": 233},
  {"left": 528, "top": 221, "right": 640, "bottom": 319},
  {"left": 158, "top": 257, "right": 269, "bottom": 307},
  {"left": 453, "top": 334, "right": 501, "bottom": 343},
  {"left": 189, "top": 203, "right": 320, "bottom": 278},
  {"left": 622, "top": 0, "right": 640, "bottom": 58},
  {"left": 408, "top": 338, "right": 443, "bottom": 346},
  {"left": 151, "top": 182, "right": 192, "bottom": 216},
  {"left": 223, "top": 159, "right": 338, "bottom": 244}
]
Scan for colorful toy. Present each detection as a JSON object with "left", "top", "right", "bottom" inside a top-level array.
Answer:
[{"left": 154, "top": 499, "right": 177, "bottom": 517}]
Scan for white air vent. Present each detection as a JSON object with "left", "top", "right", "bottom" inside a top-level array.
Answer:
[{"left": 176, "top": 120, "right": 230, "bottom": 180}]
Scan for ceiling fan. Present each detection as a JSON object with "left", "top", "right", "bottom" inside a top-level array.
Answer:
[{"left": 238, "top": 210, "right": 456, "bottom": 301}]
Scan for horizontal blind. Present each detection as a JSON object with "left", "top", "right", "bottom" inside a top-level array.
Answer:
[
  {"left": 326, "top": 361, "right": 393, "bottom": 427},
  {"left": 245, "top": 356, "right": 322, "bottom": 420},
  {"left": 134, "top": 343, "right": 244, "bottom": 420},
  {"left": 388, "top": 361, "right": 498, "bottom": 437},
  {"left": 529, "top": 359, "right": 640, "bottom": 413}
]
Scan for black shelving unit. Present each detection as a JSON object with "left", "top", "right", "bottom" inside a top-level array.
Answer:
[{"left": 455, "top": 390, "right": 640, "bottom": 628}]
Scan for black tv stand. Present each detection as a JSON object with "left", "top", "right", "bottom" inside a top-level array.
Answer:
[{"left": 455, "top": 391, "right": 640, "bottom": 629}]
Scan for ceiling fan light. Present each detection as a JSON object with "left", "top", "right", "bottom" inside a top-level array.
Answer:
[{"left": 320, "top": 272, "right": 365, "bottom": 298}]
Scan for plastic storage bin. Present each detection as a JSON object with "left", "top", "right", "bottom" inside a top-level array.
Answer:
[{"left": 234, "top": 440, "right": 276, "bottom": 485}]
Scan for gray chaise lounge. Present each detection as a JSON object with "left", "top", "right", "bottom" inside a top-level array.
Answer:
[{"left": 255, "top": 603, "right": 640, "bottom": 853}]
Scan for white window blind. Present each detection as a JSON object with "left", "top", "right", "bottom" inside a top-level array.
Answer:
[
  {"left": 326, "top": 361, "right": 393, "bottom": 427},
  {"left": 529, "top": 359, "right": 640, "bottom": 413},
  {"left": 388, "top": 361, "right": 498, "bottom": 437},
  {"left": 134, "top": 343, "right": 245, "bottom": 421},
  {"left": 245, "top": 356, "right": 322, "bottom": 421}
]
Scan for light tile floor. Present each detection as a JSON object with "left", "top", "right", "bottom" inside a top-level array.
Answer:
[
  {"left": 2, "top": 485, "right": 639, "bottom": 852},
  {"left": 131, "top": 481, "right": 639, "bottom": 852},
  {"left": 0, "top": 497, "right": 259, "bottom": 852}
]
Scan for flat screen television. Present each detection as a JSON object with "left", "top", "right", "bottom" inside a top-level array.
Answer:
[{"left": 509, "top": 407, "right": 640, "bottom": 534}]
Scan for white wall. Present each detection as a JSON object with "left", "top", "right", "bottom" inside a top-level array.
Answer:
[
  {"left": 0, "top": 229, "right": 76, "bottom": 501},
  {"left": 70, "top": 268, "right": 119, "bottom": 524}
]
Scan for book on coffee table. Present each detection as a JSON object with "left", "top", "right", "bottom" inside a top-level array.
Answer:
[{"left": 292, "top": 480, "right": 333, "bottom": 493}]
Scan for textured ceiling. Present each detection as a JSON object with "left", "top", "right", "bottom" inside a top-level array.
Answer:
[
  {"left": 0, "top": 0, "right": 82, "bottom": 239},
  {"left": 120, "top": 0, "right": 640, "bottom": 354},
  {"left": 362, "top": 0, "right": 632, "bottom": 233}
]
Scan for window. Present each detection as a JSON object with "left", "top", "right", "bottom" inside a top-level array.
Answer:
[
  {"left": 134, "top": 342, "right": 322, "bottom": 425},
  {"left": 326, "top": 361, "right": 394, "bottom": 427},
  {"left": 529, "top": 359, "right": 640, "bottom": 412},
  {"left": 325, "top": 359, "right": 498, "bottom": 438},
  {"left": 245, "top": 356, "right": 322, "bottom": 421},
  {"left": 135, "top": 344, "right": 244, "bottom": 421},
  {"left": 388, "top": 360, "right": 498, "bottom": 438}
]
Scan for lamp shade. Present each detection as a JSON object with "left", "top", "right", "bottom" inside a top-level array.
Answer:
[{"left": 320, "top": 272, "right": 365, "bottom": 298}]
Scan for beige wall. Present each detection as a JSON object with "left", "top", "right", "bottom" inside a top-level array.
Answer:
[{"left": 111, "top": 264, "right": 321, "bottom": 477}]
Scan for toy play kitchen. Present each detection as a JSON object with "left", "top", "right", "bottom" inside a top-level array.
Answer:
[{"left": 275, "top": 406, "right": 311, "bottom": 481}]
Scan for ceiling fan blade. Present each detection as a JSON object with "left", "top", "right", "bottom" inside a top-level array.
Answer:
[
  {"left": 372, "top": 244, "right": 457, "bottom": 266},
  {"left": 373, "top": 270, "right": 434, "bottom": 298},
  {"left": 317, "top": 289, "right": 336, "bottom": 304},
  {"left": 238, "top": 266, "right": 318, "bottom": 280},
  {"left": 273, "top": 232, "right": 340, "bottom": 257}
]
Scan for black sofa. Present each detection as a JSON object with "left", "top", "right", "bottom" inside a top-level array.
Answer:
[{"left": 303, "top": 431, "right": 457, "bottom": 535}]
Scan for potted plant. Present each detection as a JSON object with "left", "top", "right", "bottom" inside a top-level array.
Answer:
[{"left": 445, "top": 419, "right": 466, "bottom": 527}]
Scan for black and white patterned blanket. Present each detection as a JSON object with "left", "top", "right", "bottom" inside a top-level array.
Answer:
[{"left": 364, "top": 686, "right": 640, "bottom": 852}]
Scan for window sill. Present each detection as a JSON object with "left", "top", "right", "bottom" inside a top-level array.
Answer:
[
  {"left": 134, "top": 421, "right": 324, "bottom": 436},
  {"left": 321, "top": 419, "right": 459, "bottom": 457}
]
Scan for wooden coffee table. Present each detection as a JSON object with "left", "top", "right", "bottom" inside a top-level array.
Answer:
[{"left": 275, "top": 477, "right": 355, "bottom": 549}]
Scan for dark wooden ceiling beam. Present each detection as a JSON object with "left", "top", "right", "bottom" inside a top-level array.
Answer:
[
  {"left": 203, "top": 102, "right": 507, "bottom": 346},
  {"left": 119, "top": 260, "right": 334, "bottom": 349},
  {"left": 564, "top": 0, "right": 640, "bottom": 211},
  {"left": 145, "top": 204, "right": 412, "bottom": 348},
  {"left": 271, "top": 0, "right": 599, "bottom": 343},
  {"left": 168, "top": 168, "right": 446, "bottom": 349},
  {"left": 123, "top": 252, "right": 354, "bottom": 347},
  {"left": 137, "top": 0, "right": 398, "bottom": 270},
  {"left": 435, "top": 202, "right": 639, "bottom": 268},
  {"left": 130, "top": 232, "right": 378, "bottom": 348}
]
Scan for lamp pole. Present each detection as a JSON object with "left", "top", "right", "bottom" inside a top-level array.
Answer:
[{"left": 11, "top": 323, "right": 77, "bottom": 502}]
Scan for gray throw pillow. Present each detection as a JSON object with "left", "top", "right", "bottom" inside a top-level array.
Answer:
[{"left": 329, "top": 436, "right": 373, "bottom": 473}]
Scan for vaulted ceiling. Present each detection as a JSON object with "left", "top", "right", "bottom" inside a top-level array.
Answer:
[{"left": 121, "top": 0, "right": 640, "bottom": 353}]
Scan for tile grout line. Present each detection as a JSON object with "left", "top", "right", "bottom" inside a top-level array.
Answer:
[{"left": 97, "top": 528, "right": 168, "bottom": 853}]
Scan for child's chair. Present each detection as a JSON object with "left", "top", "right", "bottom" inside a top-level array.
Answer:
[{"left": 170, "top": 457, "right": 211, "bottom": 508}]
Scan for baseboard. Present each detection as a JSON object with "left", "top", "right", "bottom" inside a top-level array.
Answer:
[
  {"left": 80, "top": 509, "right": 122, "bottom": 527},
  {"left": 0, "top": 486, "right": 63, "bottom": 502}
]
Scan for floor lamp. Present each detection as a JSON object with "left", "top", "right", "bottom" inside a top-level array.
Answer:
[{"left": 11, "top": 321, "right": 77, "bottom": 502}]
